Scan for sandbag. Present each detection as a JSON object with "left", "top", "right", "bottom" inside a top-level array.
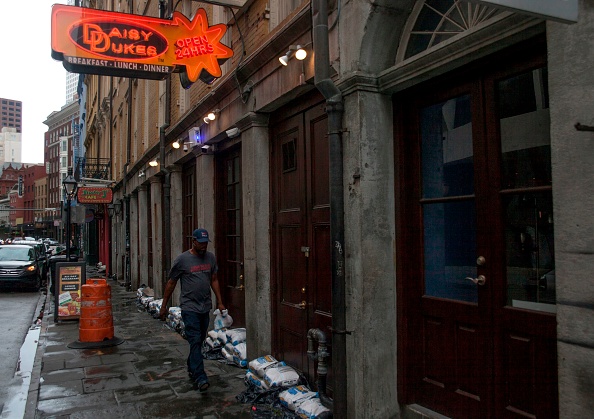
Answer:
[
  {"left": 249, "top": 355, "right": 281, "bottom": 378},
  {"left": 279, "top": 385, "right": 318, "bottom": 411},
  {"left": 296, "top": 397, "right": 331, "bottom": 419},
  {"left": 264, "top": 365, "right": 300, "bottom": 388}
]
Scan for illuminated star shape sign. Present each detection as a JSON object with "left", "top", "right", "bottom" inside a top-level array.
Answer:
[{"left": 171, "top": 9, "right": 233, "bottom": 85}]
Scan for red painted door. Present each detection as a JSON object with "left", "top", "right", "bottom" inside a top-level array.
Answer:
[
  {"left": 397, "top": 41, "right": 558, "bottom": 418},
  {"left": 271, "top": 100, "right": 331, "bottom": 380}
]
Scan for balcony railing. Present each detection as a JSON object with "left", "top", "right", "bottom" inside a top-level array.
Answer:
[{"left": 75, "top": 157, "right": 111, "bottom": 180}]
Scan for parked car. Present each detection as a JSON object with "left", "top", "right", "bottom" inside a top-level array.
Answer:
[
  {"left": 13, "top": 240, "right": 51, "bottom": 285},
  {"left": 0, "top": 244, "right": 44, "bottom": 291}
]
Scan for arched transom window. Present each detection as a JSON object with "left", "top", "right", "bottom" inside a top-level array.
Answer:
[{"left": 398, "top": 0, "right": 504, "bottom": 62}]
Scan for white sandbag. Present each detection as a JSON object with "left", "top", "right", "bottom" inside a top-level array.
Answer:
[
  {"left": 217, "top": 329, "right": 228, "bottom": 345},
  {"left": 296, "top": 397, "right": 331, "bottom": 419},
  {"left": 249, "top": 355, "right": 280, "bottom": 378},
  {"left": 213, "top": 309, "right": 233, "bottom": 329},
  {"left": 207, "top": 329, "right": 219, "bottom": 340},
  {"left": 245, "top": 369, "right": 270, "bottom": 390},
  {"left": 264, "top": 365, "right": 300, "bottom": 388},
  {"left": 232, "top": 342, "right": 247, "bottom": 360},
  {"left": 221, "top": 347, "right": 234, "bottom": 363},
  {"left": 279, "top": 385, "right": 318, "bottom": 411},
  {"left": 231, "top": 342, "right": 248, "bottom": 367},
  {"left": 226, "top": 328, "right": 247, "bottom": 345},
  {"left": 205, "top": 336, "right": 220, "bottom": 349}
]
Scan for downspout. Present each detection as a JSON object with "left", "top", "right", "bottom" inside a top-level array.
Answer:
[
  {"left": 159, "top": 0, "right": 172, "bottom": 284},
  {"left": 124, "top": 0, "right": 134, "bottom": 289},
  {"left": 108, "top": 0, "right": 114, "bottom": 279},
  {"left": 312, "top": 1, "right": 347, "bottom": 418}
]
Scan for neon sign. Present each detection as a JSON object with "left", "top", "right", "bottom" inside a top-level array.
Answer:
[{"left": 51, "top": 5, "right": 233, "bottom": 87}]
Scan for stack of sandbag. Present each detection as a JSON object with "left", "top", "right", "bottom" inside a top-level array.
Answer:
[
  {"left": 246, "top": 355, "right": 301, "bottom": 390},
  {"left": 148, "top": 298, "right": 163, "bottom": 318},
  {"left": 278, "top": 384, "right": 331, "bottom": 418},
  {"left": 165, "top": 307, "right": 184, "bottom": 334},
  {"left": 279, "top": 385, "right": 317, "bottom": 410},
  {"left": 220, "top": 328, "right": 248, "bottom": 367},
  {"left": 136, "top": 286, "right": 155, "bottom": 310}
]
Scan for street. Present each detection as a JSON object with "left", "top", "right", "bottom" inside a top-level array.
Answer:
[{"left": 0, "top": 289, "right": 43, "bottom": 413}]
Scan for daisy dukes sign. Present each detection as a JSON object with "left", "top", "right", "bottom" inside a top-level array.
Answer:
[{"left": 51, "top": 5, "right": 233, "bottom": 88}]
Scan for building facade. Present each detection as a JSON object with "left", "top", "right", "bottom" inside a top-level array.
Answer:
[
  {"left": 76, "top": 0, "right": 593, "bottom": 417},
  {"left": 0, "top": 98, "right": 22, "bottom": 133},
  {"left": 43, "top": 101, "right": 79, "bottom": 241}
]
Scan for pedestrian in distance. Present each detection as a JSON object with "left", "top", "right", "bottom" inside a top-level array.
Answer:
[{"left": 159, "top": 228, "right": 226, "bottom": 392}]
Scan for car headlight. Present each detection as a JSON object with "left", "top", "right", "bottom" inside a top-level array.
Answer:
[{"left": 25, "top": 265, "right": 37, "bottom": 272}]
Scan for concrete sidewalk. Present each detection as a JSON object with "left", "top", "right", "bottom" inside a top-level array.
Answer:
[{"left": 25, "top": 266, "right": 252, "bottom": 418}]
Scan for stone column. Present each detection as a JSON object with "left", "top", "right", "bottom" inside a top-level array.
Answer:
[
  {"left": 129, "top": 190, "right": 139, "bottom": 291},
  {"left": 342, "top": 89, "right": 398, "bottom": 417},
  {"left": 150, "top": 176, "right": 164, "bottom": 298},
  {"left": 236, "top": 112, "right": 272, "bottom": 359},
  {"left": 117, "top": 198, "right": 125, "bottom": 283},
  {"left": 548, "top": 9, "right": 594, "bottom": 417},
  {"left": 169, "top": 165, "right": 183, "bottom": 306},
  {"left": 137, "top": 185, "right": 149, "bottom": 288}
]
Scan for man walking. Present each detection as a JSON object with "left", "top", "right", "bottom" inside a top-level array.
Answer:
[{"left": 159, "top": 228, "right": 225, "bottom": 392}]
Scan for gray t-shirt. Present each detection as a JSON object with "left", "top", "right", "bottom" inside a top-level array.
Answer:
[{"left": 169, "top": 250, "right": 218, "bottom": 313}]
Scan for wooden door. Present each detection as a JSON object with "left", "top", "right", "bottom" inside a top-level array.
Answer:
[
  {"left": 271, "top": 101, "right": 331, "bottom": 379},
  {"left": 216, "top": 147, "right": 246, "bottom": 327},
  {"left": 397, "top": 40, "right": 558, "bottom": 418}
]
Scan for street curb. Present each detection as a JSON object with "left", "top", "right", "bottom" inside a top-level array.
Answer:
[{"left": 23, "top": 291, "right": 50, "bottom": 419}]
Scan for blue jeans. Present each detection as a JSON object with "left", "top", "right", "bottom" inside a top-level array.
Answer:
[{"left": 181, "top": 310, "right": 210, "bottom": 383}]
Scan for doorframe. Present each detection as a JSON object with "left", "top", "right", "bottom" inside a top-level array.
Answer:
[
  {"left": 394, "top": 35, "right": 557, "bottom": 415},
  {"left": 269, "top": 90, "right": 326, "bottom": 371}
]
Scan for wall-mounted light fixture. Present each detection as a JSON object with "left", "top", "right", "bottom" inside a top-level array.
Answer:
[
  {"left": 138, "top": 169, "right": 145, "bottom": 178},
  {"left": 172, "top": 139, "right": 182, "bottom": 149},
  {"left": 202, "top": 110, "right": 219, "bottom": 124},
  {"left": 226, "top": 127, "right": 241, "bottom": 138},
  {"left": 149, "top": 158, "right": 159, "bottom": 167},
  {"left": 279, "top": 45, "right": 307, "bottom": 66},
  {"left": 114, "top": 200, "right": 122, "bottom": 215}
]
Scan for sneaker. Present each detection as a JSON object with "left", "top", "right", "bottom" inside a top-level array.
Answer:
[{"left": 196, "top": 380, "right": 209, "bottom": 393}]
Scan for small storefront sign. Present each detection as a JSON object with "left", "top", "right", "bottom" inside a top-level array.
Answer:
[{"left": 77, "top": 187, "right": 113, "bottom": 204}]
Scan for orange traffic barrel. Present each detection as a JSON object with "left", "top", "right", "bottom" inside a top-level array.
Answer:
[{"left": 79, "top": 278, "right": 114, "bottom": 342}]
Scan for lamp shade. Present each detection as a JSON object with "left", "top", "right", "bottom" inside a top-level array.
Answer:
[{"left": 62, "top": 174, "right": 78, "bottom": 197}]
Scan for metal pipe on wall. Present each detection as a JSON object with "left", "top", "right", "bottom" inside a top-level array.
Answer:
[
  {"left": 159, "top": 0, "right": 172, "bottom": 286},
  {"left": 312, "top": 0, "right": 347, "bottom": 418}
]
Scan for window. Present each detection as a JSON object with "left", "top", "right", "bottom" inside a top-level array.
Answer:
[{"left": 398, "top": 0, "right": 503, "bottom": 62}]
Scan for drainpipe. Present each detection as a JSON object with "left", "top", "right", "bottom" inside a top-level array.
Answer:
[
  {"left": 307, "top": 328, "right": 333, "bottom": 412},
  {"left": 123, "top": 0, "right": 134, "bottom": 291},
  {"left": 312, "top": 1, "right": 346, "bottom": 418},
  {"left": 159, "top": 0, "right": 172, "bottom": 283}
]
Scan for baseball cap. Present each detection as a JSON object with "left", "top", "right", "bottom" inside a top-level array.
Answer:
[{"left": 193, "top": 228, "right": 210, "bottom": 243}]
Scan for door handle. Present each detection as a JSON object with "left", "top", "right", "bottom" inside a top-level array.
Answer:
[
  {"left": 466, "top": 275, "right": 486, "bottom": 286},
  {"left": 298, "top": 300, "right": 307, "bottom": 309}
]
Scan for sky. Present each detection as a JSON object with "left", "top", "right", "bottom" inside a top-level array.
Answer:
[{"left": 0, "top": 1, "right": 68, "bottom": 164}]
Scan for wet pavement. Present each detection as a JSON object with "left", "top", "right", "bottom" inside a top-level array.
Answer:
[{"left": 26, "top": 267, "right": 252, "bottom": 419}]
